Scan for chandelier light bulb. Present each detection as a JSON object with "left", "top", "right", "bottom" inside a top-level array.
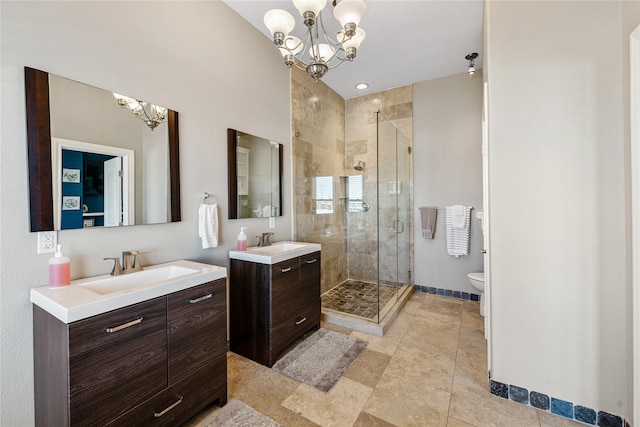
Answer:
[
  {"left": 264, "top": 9, "right": 295, "bottom": 45},
  {"left": 309, "top": 43, "right": 335, "bottom": 61},
  {"left": 333, "top": 0, "right": 366, "bottom": 28},
  {"left": 279, "top": 36, "right": 303, "bottom": 57},
  {"left": 292, "top": 0, "right": 327, "bottom": 17},
  {"left": 468, "top": 67, "right": 476, "bottom": 76},
  {"left": 113, "top": 93, "right": 167, "bottom": 130},
  {"left": 340, "top": 27, "right": 366, "bottom": 50}
]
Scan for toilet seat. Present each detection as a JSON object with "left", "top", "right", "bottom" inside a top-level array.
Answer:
[{"left": 467, "top": 272, "right": 484, "bottom": 282}]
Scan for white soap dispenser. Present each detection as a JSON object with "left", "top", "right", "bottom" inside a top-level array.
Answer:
[{"left": 237, "top": 227, "right": 247, "bottom": 251}]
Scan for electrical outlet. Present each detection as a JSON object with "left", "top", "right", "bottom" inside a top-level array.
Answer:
[
  {"left": 269, "top": 216, "right": 275, "bottom": 229},
  {"left": 37, "top": 231, "right": 57, "bottom": 254}
]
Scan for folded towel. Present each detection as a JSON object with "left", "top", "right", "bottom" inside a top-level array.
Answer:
[
  {"left": 445, "top": 205, "right": 471, "bottom": 257},
  {"left": 451, "top": 204, "right": 466, "bottom": 229},
  {"left": 419, "top": 206, "right": 438, "bottom": 239},
  {"left": 198, "top": 204, "right": 219, "bottom": 249}
]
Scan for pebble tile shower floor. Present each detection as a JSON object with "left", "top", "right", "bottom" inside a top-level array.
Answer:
[{"left": 320, "top": 280, "right": 401, "bottom": 319}]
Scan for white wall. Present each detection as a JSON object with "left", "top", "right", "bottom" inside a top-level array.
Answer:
[
  {"left": 413, "top": 72, "right": 484, "bottom": 294},
  {"left": 486, "top": 0, "right": 631, "bottom": 416},
  {"left": 0, "top": 2, "right": 291, "bottom": 425}
]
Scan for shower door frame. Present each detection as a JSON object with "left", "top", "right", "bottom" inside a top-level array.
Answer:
[{"left": 374, "top": 111, "right": 413, "bottom": 324}]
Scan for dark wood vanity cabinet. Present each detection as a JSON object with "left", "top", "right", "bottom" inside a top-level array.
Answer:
[
  {"left": 229, "top": 251, "right": 321, "bottom": 367},
  {"left": 33, "top": 279, "right": 227, "bottom": 427}
]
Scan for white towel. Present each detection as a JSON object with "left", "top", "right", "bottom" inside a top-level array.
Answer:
[
  {"left": 198, "top": 204, "right": 219, "bottom": 249},
  {"left": 452, "top": 204, "right": 466, "bottom": 229},
  {"left": 445, "top": 205, "right": 471, "bottom": 257}
]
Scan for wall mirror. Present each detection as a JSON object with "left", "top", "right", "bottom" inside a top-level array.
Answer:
[
  {"left": 25, "top": 67, "right": 181, "bottom": 231},
  {"left": 227, "top": 129, "right": 283, "bottom": 219}
]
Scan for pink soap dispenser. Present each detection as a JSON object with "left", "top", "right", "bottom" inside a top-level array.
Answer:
[
  {"left": 237, "top": 227, "right": 247, "bottom": 251},
  {"left": 49, "top": 244, "right": 70, "bottom": 288}
]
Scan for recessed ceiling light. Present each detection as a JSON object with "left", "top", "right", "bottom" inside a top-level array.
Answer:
[{"left": 356, "top": 83, "right": 369, "bottom": 90}]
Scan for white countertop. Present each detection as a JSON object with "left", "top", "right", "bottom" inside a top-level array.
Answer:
[
  {"left": 30, "top": 260, "right": 227, "bottom": 324},
  {"left": 229, "top": 241, "right": 321, "bottom": 264}
]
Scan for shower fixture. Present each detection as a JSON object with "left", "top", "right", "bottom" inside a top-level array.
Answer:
[{"left": 354, "top": 160, "right": 366, "bottom": 171}]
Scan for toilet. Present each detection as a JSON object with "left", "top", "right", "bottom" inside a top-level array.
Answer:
[{"left": 467, "top": 272, "right": 485, "bottom": 317}]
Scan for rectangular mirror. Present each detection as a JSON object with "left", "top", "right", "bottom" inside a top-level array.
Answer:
[
  {"left": 25, "top": 67, "right": 181, "bottom": 231},
  {"left": 227, "top": 129, "right": 283, "bottom": 219}
]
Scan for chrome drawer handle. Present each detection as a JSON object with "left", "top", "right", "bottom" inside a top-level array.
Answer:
[
  {"left": 153, "top": 396, "right": 183, "bottom": 418},
  {"left": 189, "top": 293, "right": 212, "bottom": 304},
  {"left": 295, "top": 317, "right": 307, "bottom": 325},
  {"left": 305, "top": 259, "right": 318, "bottom": 264},
  {"left": 104, "top": 317, "right": 143, "bottom": 333},
  {"left": 281, "top": 267, "right": 292, "bottom": 273}
]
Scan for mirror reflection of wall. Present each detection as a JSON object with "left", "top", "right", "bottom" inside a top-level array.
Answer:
[
  {"left": 228, "top": 128, "right": 283, "bottom": 219},
  {"left": 24, "top": 67, "right": 180, "bottom": 232}
]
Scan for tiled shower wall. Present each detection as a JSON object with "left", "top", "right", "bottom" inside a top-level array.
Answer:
[
  {"left": 292, "top": 66, "right": 414, "bottom": 294},
  {"left": 292, "top": 68, "right": 347, "bottom": 294}
]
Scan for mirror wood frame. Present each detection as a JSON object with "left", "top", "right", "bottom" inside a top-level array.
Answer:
[
  {"left": 24, "top": 67, "right": 181, "bottom": 232},
  {"left": 227, "top": 128, "right": 284, "bottom": 220}
]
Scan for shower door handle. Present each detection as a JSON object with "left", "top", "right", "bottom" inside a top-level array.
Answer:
[{"left": 393, "top": 219, "right": 404, "bottom": 233}]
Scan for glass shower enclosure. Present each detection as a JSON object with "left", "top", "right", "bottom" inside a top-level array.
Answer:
[{"left": 297, "top": 111, "right": 413, "bottom": 325}]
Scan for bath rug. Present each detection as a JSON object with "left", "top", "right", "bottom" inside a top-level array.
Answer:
[
  {"left": 205, "top": 399, "right": 282, "bottom": 427},
  {"left": 272, "top": 328, "right": 367, "bottom": 392}
]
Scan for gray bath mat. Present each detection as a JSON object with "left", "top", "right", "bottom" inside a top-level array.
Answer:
[
  {"left": 272, "top": 328, "right": 367, "bottom": 392},
  {"left": 206, "top": 399, "right": 282, "bottom": 427}
]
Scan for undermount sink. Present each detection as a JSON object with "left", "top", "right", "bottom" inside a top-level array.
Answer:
[
  {"left": 78, "top": 265, "right": 199, "bottom": 295},
  {"left": 229, "top": 241, "right": 321, "bottom": 264}
]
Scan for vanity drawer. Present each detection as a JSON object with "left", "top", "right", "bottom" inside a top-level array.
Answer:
[
  {"left": 68, "top": 298, "right": 168, "bottom": 426},
  {"left": 69, "top": 297, "right": 167, "bottom": 356},
  {"left": 168, "top": 278, "right": 227, "bottom": 384},
  {"left": 270, "top": 299, "right": 321, "bottom": 365},
  {"left": 107, "top": 353, "right": 227, "bottom": 427}
]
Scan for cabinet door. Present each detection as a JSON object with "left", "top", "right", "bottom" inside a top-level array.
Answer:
[
  {"left": 68, "top": 297, "right": 167, "bottom": 426},
  {"left": 270, "top": 258, "right": 300, "bottom": 325},
  {"left": 299, "top": 251, "right": 321, "bottom": 305},
  {"left": 168, "top": 279, "right": 227, "bottom": 384}
]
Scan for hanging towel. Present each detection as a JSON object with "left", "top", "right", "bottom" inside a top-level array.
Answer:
[
  {"left": 445, "top": 205, "right": 471, "bottom": 257},
  {"left": 419, "top": 206, "right": 438, "bottom": 239},
  {"left": 198, "top": 204, "right": 219, "bottom": 249},
  {"left": 451, "top": 204, "right": 466, "bottom": 228}
]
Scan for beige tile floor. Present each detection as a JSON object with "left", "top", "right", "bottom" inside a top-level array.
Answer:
[{"left": 187, "top": 292, "right": 583, "bottom": 427}]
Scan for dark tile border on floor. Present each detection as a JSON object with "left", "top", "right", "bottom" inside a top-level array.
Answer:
[
  {"left": 413, "top": 285, "right": 479, "bottom": 302},
  {"left": 488, "top": 378, "right": 628, "bottom": 427}
]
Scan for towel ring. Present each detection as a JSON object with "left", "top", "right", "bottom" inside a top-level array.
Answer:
[{"left": 202, "top": 193, "right": 217, "bottom": 204}]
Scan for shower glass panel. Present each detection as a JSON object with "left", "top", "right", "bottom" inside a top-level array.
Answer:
[
  {"left": 319, "top": 112, "right": 412, "bottom": 324},
  {"left": 375, "top": 112, "right": 412, "bottom": 322}
]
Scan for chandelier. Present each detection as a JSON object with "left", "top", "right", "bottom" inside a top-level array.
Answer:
[
  {"left": 113, "top": 93, "right": 168, "bottom": 130},
  {"left": 263, "top": 0, "right": 367, "bottom": 82}
]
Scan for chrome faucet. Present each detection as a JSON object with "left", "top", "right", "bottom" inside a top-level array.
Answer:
[
  {"left": 256, "top": 232, "right": 274, "bottom": 247},
  {"left": 104, "top": 250, "right": 146, "bottom": 276}
]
